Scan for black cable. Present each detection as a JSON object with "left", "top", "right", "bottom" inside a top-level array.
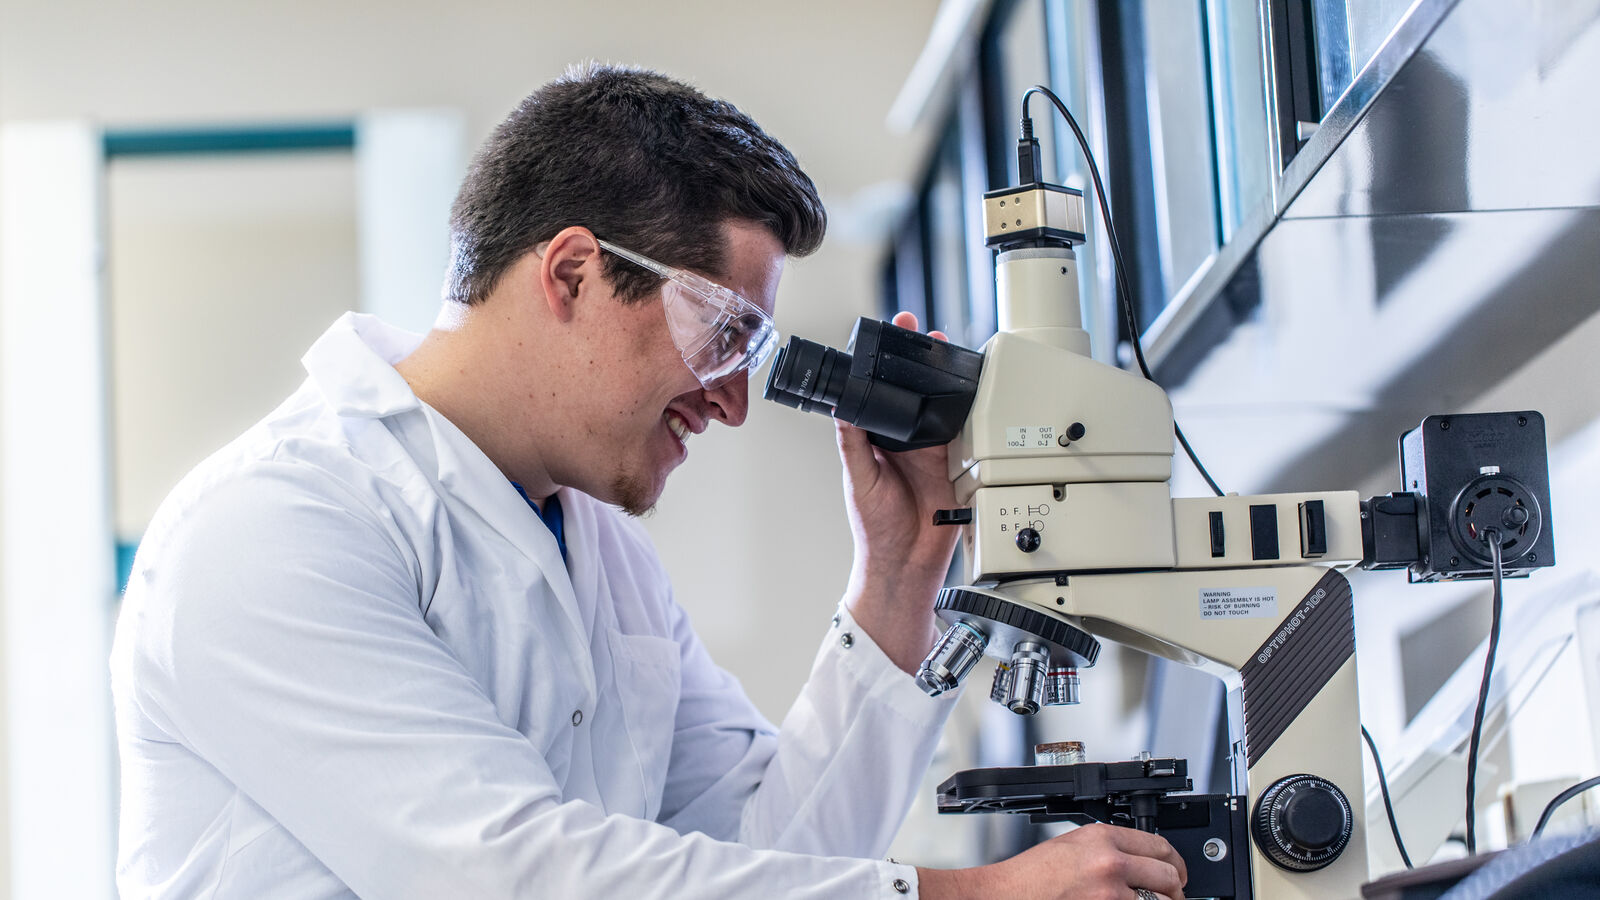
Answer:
[
  {"left": 1362, "top": 724, "right": 1415, "bottom": 868},
  {"left": 1532, "top": 775, "right": 1600, "bottom": 838},
  {"left": 1175, "top": 426, "right": 1224, "bottom": 497},
  {"left": 1464, "top": 532, "right": 1506, "bottom": 855},
  {"left": 1022, "top": 85, "right": 1225, "bottom": 497}
]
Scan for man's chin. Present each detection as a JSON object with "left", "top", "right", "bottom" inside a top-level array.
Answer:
[{"left": 609, "top": 473, "right": 661, "bottom": 518}]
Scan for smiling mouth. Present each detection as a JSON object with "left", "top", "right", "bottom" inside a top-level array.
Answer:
[{"left": 666, "top": 411, "right": 691, "bottom": 444}]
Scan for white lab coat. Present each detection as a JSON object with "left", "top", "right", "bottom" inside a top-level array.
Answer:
[{"left": 111, "top": 313, "right": 959, "bottom": 898}]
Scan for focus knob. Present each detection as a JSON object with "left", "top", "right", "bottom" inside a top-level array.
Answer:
[
  {"left": 1016, "top": 527, "right": 1041, "bottom": 553},
  {"left": 1250, "top": 774, "right": 1353, "bottom": 872}
]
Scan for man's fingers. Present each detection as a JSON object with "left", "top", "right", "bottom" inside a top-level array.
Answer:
[
  {"left": 890, "top": 311, "right": 949, "bottom": 346},
  {"left": 1119, "top": 855, "right": 1185, "bottom": 898},
  {"left": 1107, "top": 828, "right": 1188, "bottom": 885}
]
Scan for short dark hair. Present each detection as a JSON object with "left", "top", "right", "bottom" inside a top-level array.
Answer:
[{"left": 445, "top": 62, "right": 827, "bottom": 305}]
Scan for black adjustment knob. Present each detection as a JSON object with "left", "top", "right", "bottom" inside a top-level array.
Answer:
[
  {"left": 1066, "top": 422, "right": 1086, "bottom": 441},
  {"left": 1016, "top": 528, "right": 1041, "bottom": 553},
  {"left": 1250, "top": 774, "right": 1353, "bottom": 872}
]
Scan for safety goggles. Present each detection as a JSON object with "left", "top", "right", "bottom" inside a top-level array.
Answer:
[{"left": 597, "top": 239, "right": 778, "bottom": 389}]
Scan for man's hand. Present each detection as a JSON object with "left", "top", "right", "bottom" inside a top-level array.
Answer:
[
  {"left": 917, "top": 823, "right": 1189, "bottom": 900},
  {"left": 837, "top": 311, "right": 963, "bottom": 674}
]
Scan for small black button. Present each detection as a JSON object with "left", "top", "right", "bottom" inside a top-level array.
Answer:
[
  {"left": 1066, "top": 422, "right": 1086, "bottom": 441},
  {"left": 1016, "top": 527, "right": 1041, "bottom": 553},
  {"left": 1209, "top": 510, "right": 1226, "bottom": 558}
]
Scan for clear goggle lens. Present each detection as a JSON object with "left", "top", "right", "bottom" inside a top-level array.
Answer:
[
  {"left": 659, "top": 275, "right": 776, "bottom": 389},
  {"left": 597, "top": 238, "right": 778, "bottom": 389}
]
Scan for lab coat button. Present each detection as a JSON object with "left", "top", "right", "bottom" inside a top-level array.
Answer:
[
  {"left": 832, "top": 614, "right": 841, "bottom": 628},
  {"left": 892, "top": 877, "right": 910, "bottom": 893},
  {"left": 571, "top": 709, "right": 583, "bottom": 726},
  {"left": 840, "top": 632, "right": 855, "bottom": 649}
]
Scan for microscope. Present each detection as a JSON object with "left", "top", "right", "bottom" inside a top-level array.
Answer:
[{"left": 764, "top": 155, "right": 1555, "bottom": 897}]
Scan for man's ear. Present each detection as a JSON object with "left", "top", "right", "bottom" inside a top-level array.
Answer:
[{"left": 539, "top": 226, "right": 602, "bottom": 323}]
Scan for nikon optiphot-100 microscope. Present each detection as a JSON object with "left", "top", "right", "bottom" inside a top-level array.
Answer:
[{"left": 764, "top": 91, "right": 1554, "bottom": 899}]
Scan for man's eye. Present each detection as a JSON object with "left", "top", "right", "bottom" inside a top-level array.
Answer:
[{"left": 718, "top": 322, "right": 756, "bottom": 357}]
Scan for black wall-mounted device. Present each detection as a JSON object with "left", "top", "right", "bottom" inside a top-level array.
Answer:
[{"left": 1361, "top": 411, "right": 1554, "bottom": 582}]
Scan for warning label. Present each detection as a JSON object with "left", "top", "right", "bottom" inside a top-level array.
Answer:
[{"left": 1199, "top": 587, "right": 1279, "bottom": 620}]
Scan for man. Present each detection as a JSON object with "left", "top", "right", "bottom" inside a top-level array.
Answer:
[{"left": 112, "top": 63, "right": 1186, "bottom": 899}]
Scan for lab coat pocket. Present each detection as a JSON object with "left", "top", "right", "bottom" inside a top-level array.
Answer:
[{"left": 607, "top": 629, "right": 682, "bottom": 820}]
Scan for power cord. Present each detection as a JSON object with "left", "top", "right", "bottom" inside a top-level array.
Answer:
[
  {"left": 1021, "top": 84, "right": 1225, "bottom": 497},
  {"left": 1362, "top": 724, "right": 1415, "bottom": 868},
  {"left": 1464, "top": 531, "right": 1507, "bottom": 855},
  {"left": 1532, "top": 774, "right": 1600, "bottom": 839}
]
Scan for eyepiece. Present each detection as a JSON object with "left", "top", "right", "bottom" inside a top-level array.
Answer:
[
  {"left": 763, "top": 337, "right": 851, "bottom": 411},
  {"left": 762, "top": 318, "right": 984, "bottom": 451}
]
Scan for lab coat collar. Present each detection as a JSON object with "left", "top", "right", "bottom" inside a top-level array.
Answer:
[
  {"left": 302, "top": 315, "right": 564, "bottom": 572},
  {"left": 423, "top": 410, "right": 592, "bottom": 618},
  {"left": 301, "top": 312, "right": 425, "bottom": 418},
  {"left": 303, "top": 313, "right": 598, "bottom": 686}
]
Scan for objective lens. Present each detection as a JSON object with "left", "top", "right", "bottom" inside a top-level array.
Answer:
[
  {"left": 990, "top": 663, "right": 1013, "bottom": 704},
  {"left": 1004, "top": 641, "right": 1050, "bottom": 715},
  {"left": 1044, "top": 667, "right": 1080, "bottom": 706},
  {"left": 763, "top": 336, "right": 852, "bottom": 411},
  {"left": 916, "top": 621, "right": 988, "bottom": 697}
]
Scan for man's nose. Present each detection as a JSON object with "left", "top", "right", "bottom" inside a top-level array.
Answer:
[{"left": 705, "top": 376, "right": 749, "bottom": 427}]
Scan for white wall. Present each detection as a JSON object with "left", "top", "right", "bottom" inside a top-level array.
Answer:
[{"left": 109, "top": 155, "right": 362, "bottom": 539}]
